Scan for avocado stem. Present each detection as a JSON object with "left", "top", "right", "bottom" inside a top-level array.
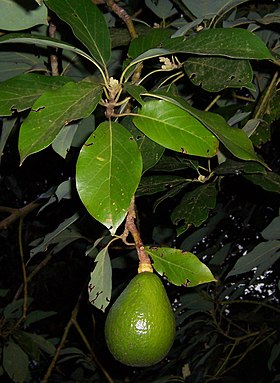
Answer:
[{"left": 125, "top": 196, "right": 153, "bottom": 273}]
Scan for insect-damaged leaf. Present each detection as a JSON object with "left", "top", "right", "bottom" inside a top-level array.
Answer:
[{"left": 88, "top": 247, "right": 112, "bottom": 312}]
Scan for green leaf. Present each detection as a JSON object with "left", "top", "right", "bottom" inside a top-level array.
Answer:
[
  {"left": 182, "top": 0, "right": 251, "bottom": 19},
  {"left": 145, "top": 247, "right": 216, "bottom": 286},
  {"left": 25, "top": 310, "right": 57, "bottom": 327},
  {"left": 0, "top": 33, "right": 97, "bottom": 66},
  {"left": 0, "top": 50, "right": 47, "bottom": 82},
  {"left": 226, "top": 240, "right": 280, "bottom": 278},
  {"left": 0, "top": 73, "right": 73, "bottom": 116},
  {"left": 123, "top": 116, "right": 165, "bottom": 173},
  {"left": 14, "top": 330, "right": 56, "bottom": 358},
  {"left": 3, "top": 341, "right": 29, "bottom": 383},
  {"left": 171, "top": 183, "right": 217, "bottom": 234},
  {"left": 153, "top": 155, "right": 198, "bottom": 172},
  {"left": 29, "top": 213, "right": 80, "bottom": 258},
  {"left": 0, "top": 0, "right": 48, "bottom": 31},
  {"left": 76, "top": 121, "right": 142, "bottom": 234},
  {"left": 0, "top": 118, "right": 16, "bottom": 165},
  {"left": 214, "top": 158, "right": 266, "bottom": 175},
  {"left": 19, "top": 80, "right": 102, "bottom": 162},
  {"left": 137, "top": 175, "right": 187, "bottom": 196},
  {"left": 52, "top": 122, "right": 79, "bottom": 158},
  {"left": 184, "top": 56, "right": 255, "bottom": 92},
  {"left": 261, "top": 216, "right": 280, "bottom": 241},
  {"left": 179, "top": 291, "right": 213, "bottom": 312},
  {"left": 133, "top": 100, "right": 219, "bottom": 157},
  {"left": 244, "top": 171, "right": 280, "bottom": 194},
  {"left": 163, "top": 28, "right": 274, "bottom": 60},
  {"left": 145, "top": 0, "right": 177, "bottom": 19},
  {"left": 123, "top": 83, "right": 146, "bottom": 106},
  {"left": 45, "top": 0, "right": 111, "bottom": 67},
  {"left": 148, "top": 92, "right": 267, "bottom": 166},
  {"left": 128, "top": 28, "right": 173, "bottom": 59},
  {"left": 88, "top": 247, "right": 112, "bottom": 312}
]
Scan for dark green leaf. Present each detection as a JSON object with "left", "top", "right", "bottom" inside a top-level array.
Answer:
[
  {"left": 145, "top": 0, "right": 177, "bottom": 19},
  {"left": 14, "top": 330, "right": 56, "bottom": 358},
  {"left": 45, "top": 0, "right": 111, "bottom": 66},
  {"left": 128, "top": 28, "right": 173, "bottom": 59},
  {"left": 88, "top": 247, "right": 112, "bottom": 312},
  {"left": 0, "top": 73, "right": 73, "bottom": 116},
  {"left": 52, "top": 122, "right": 79, "bottom": 158},
  {"left": 227, "top": 240, "right": 280, "bottom": 278},
  {"left": 133, "top": 100, "right": 219, "bottom": 157},
  {"left": 25, "top": 310, "right": 57, "bottom": 327},
  {"left": 163, "top": 28, "right": 274, "bottom": 60},
  {"left": 0, "top": 118, "right": 16, "bottom": 165},
  {"left": 244, "top": 171, "right": 280, "bottom": 193},
  {"left": 0, "top": 0, "right": 48, "bottom": 31},
  {"left": 29, "top": 213, "right": 80, "bottom": 257},
  {"left": 215, "top": 159, "right": 266, "bottom": 175},
  {"left": 180, "top": 291, "right": 213, "bottom": 312},
  {"left": 137, "top": 175, "right": 187, "bottom": 196},
  {"left": 76, "top": 121, "right": 142, "bottom": 234},
  {"left": 0, "top": 33, "right": 96, "bottom": 66},
  {"left": 153, "top": 155, "right": 199, "bottom": 172},
  {"left": 3, "top": 341, "right": 29, "bottom": 383},
  {"left": 123, "top": 83, "right": 146, "bottom": 106},
  {"left": 145, "top": 247, "right": 216, "bottom": 286},
  {"left": 153, "top": 182, "right": 187, "bottom": 212},
  {"left": 19, "top": 80, "right": 102, "bottom": 162},
  {"left": 182, "top": 0, "right": 251, "bottom": 19},
  {"left": 171, "top": 183, "right": 217, "bottom": 234},
  {"left": 0, "top": 50, "right": 47, "bottom": 82},
  {"left": 123, "top": 117, "right": 165, "bottom": 173},
  {"left": 261, "top": 216, "right": 280, "bottom": 241},
  {"left": 184, "top": 56, "right": 255, "bottom": 92}
]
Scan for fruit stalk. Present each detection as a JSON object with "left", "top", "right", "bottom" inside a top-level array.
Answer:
[{"left": 125, "top": 196, "right": 153, "bottom": 273}]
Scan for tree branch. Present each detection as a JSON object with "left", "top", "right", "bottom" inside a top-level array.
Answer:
[
  {"left": 0, "top": 200, "right": 42, "bottom": 230},
  {"left": 124, "top": 196, "right": 153, "bottom": 273}
]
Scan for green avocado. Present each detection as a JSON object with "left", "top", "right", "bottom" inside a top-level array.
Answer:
[{"left": 104, "top": 271, "right": 176, "bottom": 367}]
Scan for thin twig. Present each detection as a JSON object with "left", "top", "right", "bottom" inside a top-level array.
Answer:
[
  {"left": 18, "top": 218, "right": 28, "bottom": 321},
  {"left": 254, "top": 71, "right": 279, "bottom": 119},
  {"left": 41, "top": 293, "right": 82, "bottom": 382},
  {"left": 72, "top": 319, "right": 114, "bottom": 383},
  {"left": 218, "top": 298, "right": 280, "bottom": 314},
  {"left": 14, "top": 253, "right": 54, "bottom": 300},
  {"left": 49, "top": 21, "right": 59, "bottom": 76},
  {"left": 105, "top": 0, "right": 138, "bottom": 39}
]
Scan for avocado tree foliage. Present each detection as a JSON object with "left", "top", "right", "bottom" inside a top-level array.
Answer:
[{"left": 0, "top": 0, "right": 280, "bottom": 382}]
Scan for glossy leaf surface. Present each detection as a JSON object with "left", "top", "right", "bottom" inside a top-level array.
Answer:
[
  {"left": 163, "top": 28, "right": 274, "bottom": 60},
  {"left": 124, "top": 117, "right": 165, "bottom": 173},
  {"left": 45, "top": 0, "right": 111, "bottom": 66},
  {"left": 149, "top": 92, "right": 266, "bottom": 166},
  {"left": 76, "top": 121, "right": 142, "bottom": 234},
  {"left": 133, "top": 100, "right": 218, "bottom": 157},
  {"left": 0, "top": 73, "right": 72, "bottom": 116},
  {"left": 19, "top": 81, "right": 102, "bottom": 162},
  {"left": 146, "top": 247, "right": 216, "bottom": 286}
]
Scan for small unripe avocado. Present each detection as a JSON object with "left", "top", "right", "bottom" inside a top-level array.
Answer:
[{"left": 104, "top": 271, "right": 176, "bottom": 367}]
